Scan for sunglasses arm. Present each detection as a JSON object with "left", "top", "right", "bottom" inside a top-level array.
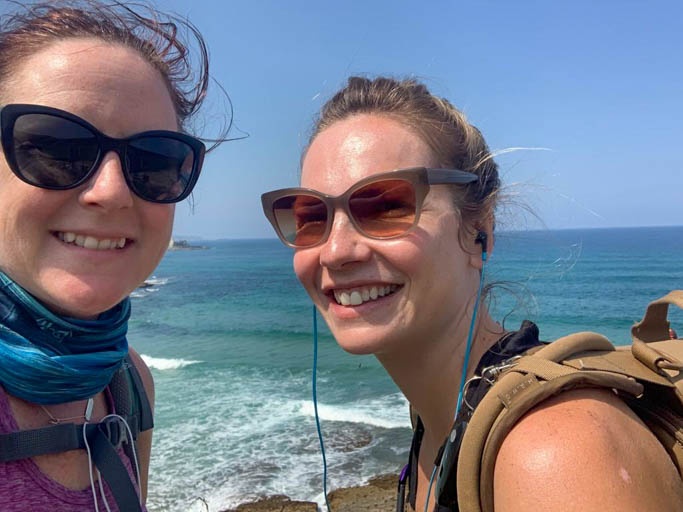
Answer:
[{"left": 426, "top": 168, "right": 478, "bottom": 185}]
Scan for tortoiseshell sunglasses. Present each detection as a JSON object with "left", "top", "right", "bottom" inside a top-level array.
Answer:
[{"left": 261, "top": 167, "right": 477, "bottom": 248}]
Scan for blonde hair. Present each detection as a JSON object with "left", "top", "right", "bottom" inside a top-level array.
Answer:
[{"left": 306, "top": 76, "right": 500, "bottom": 241}]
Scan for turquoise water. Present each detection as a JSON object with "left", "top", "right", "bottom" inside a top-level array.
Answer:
[{"left": 129, "top": 226, "right": 683, "bottom": 511}]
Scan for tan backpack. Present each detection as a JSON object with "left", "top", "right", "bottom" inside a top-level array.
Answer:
[{"left": 455, "top": 290, "right": 683, "bottom": 512}]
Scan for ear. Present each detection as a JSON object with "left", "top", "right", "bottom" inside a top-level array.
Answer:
[{"left": 468, "top": 217, "right": 495, "bottom": 270}]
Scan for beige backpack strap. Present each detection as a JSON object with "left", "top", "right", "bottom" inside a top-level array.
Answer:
[
  {"left": 631, "top": 290, "right": 683, "bottom": 343},
  {"left": 454, "top": 293, "right": 683, "bottom": 512},
  {"left": 631, "top": 291, "right": 683, "bottom": 399},
  {"left": 455, "top": 332, "right": 644, "bottom": 512}
]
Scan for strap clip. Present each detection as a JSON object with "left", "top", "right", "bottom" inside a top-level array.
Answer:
[{"left": 97, "top": 417, "right": 128, "bottom": 450}]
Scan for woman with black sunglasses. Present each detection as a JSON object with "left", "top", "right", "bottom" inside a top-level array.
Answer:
[
  {"left": 262, "top": 76, "right": 683, "bottom": 511},
  {"left": 0, "top": 2, "right": 219, "bottom": 510}
]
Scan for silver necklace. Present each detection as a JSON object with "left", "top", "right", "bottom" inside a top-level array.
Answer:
[{"left": 40, "top": 397, "right": 94, "bottom": 425}]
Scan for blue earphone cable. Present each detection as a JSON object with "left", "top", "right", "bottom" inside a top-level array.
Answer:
[
  {"left": 312, "top": 306, "right": 332, "bottom": 511},
  {"left": 311, "top": 249, "right": 488, "bottom": 512},
  {"left": 453, "top": 251, "right": 487, "bottom": 421},
  {"left": 423, "top": 251, "right": 488, "bottom": 512},
  {"left": 423, "top": 465, "right": 439, "bottom": 512}
]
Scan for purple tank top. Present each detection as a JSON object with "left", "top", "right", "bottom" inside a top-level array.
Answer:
[{"left": 0, "top": 387, "right": 147, "bottom": 511}]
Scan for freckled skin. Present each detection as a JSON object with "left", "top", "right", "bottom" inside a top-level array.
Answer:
[
  {"left": 293, "top": 112, "right": 683, "bottom": 512},
  {"left": 0, "top": 38, "right": 170, "bottom": 501},
  {"left": 0, "top": 38, "right": 177, "bottom": 319},
  {"left": 295, "top": 114, "right": 482, "bottom": 356},
  {"left": 494, "top": 389, "right": 683, "bottom": 511}
]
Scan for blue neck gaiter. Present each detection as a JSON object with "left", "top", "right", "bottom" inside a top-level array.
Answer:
[{"left": 0, "top": 272, "right": 130, "bottom": 405}]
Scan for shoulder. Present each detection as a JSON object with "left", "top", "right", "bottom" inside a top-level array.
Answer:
[
  {"left": 493, "top": 388, "right": 683, "bottom": 512},
  {"left": 126, "top": 346, "right": 155, "bottom": 410}
]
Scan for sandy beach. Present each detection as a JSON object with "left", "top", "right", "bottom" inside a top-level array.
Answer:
[{"left": 223, "top": 474, "right": 398, "bottom": 512}]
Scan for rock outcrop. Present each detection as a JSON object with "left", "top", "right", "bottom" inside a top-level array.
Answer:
[{"left": 222, "top": 474, "right": 398, "bottom": 512}]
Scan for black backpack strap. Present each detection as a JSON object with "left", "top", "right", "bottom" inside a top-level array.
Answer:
[
  {"left": 0, "top": 418, "right": 141, "bottom": 511},
  {"left": 110, "top": 355, "right": 153, "bottom": 434},
  {"left": 125, "top": 355, "right": 153, "bottom": 432},
  {"left": 0, "top": 418, "right": 129, "bottom": 462},
  {"left": 90, "top": 423, "right": 142, "bottom": 512},
  {"left": 0, "top": 423, "right": 84, "bottom": 462},
  {"left": 109, "top": 354, "right": 154, "bottom": 486}
]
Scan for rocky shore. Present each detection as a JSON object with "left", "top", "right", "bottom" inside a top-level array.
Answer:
[{"left": 222, "top": 474, "right": 398, "bottom": 512}]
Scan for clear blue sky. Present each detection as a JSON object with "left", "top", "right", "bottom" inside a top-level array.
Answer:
[{"left": 11, "top": 1, "right": 683, "bottom": 237}]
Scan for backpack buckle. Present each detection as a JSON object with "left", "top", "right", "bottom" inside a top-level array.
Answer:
[
  {"left": 463, "top": 356, "right": 524, "bottom": 412},
  {"left": 97, "top": 417, "right": 128, "bottom": 450}
]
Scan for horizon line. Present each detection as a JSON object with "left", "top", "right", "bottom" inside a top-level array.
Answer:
[{"left": 172, "top": 224, "right": 683, "bottom": 242}]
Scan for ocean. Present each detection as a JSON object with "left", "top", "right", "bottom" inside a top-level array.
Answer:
[{"left": 129, "top": 226, "right": 683, "bottom": 511}]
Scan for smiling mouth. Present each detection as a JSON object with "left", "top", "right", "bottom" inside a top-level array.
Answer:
[
  {"left": 332, "top": 284, "right": 401, "bottom": 306},
  {"left": 54, "top": 231, "right": 131, "bottom": 250}
]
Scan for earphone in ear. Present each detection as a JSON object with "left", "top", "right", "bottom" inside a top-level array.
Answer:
[{"left": 475, "top": 231, "right": 488, "bottom": 255}]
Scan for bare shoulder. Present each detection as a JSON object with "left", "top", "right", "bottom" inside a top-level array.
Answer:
[
  {"left": 493, "top": 388, "right": 683, "bottom": 512},
  {"left": 127, "top": 346, "right": 155, "bottom": 410}
]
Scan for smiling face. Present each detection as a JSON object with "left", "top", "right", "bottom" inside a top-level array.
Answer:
[
  {"left": 0, "top": 38, "right": 177, "bottom": 318},
  {"left": 295, "top": 114, "right": 483, "bottom": 356}
]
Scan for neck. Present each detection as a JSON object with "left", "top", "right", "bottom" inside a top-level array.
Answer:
[{"left": 377, "top": 305, "right": 503, "bottom": 449}]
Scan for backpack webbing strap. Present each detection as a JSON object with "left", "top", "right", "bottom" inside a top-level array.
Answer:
[
  {"left": 455, "top": 332, "right": 648, "bottom": 512},
  {"left": 108, "top": 354, "right": 153, "bottom": 486},
  {"left": 0, "top": 420, "right": 129, "bottom": 463},
  {"left": 125, "top": 357, "right": 153, "bottom": 432},
  {"left": 110, "top": 355, "right": 154, "bottom": 435},
  {"left": 109, "top": 360, "right": 134, "bottom": 423},
  {"left": 0, "top": 423, "right": 85, "bottom": 462},
  {"left": 632, "top": 291, "right": 683, "bottom": 343},
  {"left": 90, "top": 424, "right": 142, "bottom": 512}
]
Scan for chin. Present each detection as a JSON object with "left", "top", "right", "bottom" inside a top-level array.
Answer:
[
  {"left": 36, "top": 275, "right": 135, "bottom": 318},
  {"left": 332, "top": 326, "right": 397, "bottom": 356}
]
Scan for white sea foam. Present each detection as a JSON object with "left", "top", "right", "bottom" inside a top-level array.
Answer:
[
  {"left": 144, "top": 276, "right": 169, "bottom": 286},
  {"left": 131, "top": 276, "right": 169, "bottom": 299},
  {"left": 296, "top": 394, "right": 411, "bottom": 429},
  {"left": 140, "top": 354, "right": 201, "bottom": 370},
  {"left": 145, "top": 365, "right": 412, "bottom": 511}
]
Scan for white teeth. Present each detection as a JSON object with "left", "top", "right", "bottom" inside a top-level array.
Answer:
[
  {"left": 57, "top": 232, "right": 127, "bottom": 250},
  {"left": 350, "top": 291, "right": 363, "bottom": 306},
  {"left": 83, "top": 236, "right": 99, "bottom": 249},
  {"left": 332, "top": 284, "right": 401, "bottom": 306}
]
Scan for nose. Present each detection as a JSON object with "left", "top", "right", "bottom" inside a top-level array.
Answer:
[
  {"left": 79, "top": 151, "right": 134, "bottom": 210},
  {"left": 319, "top": 208, "right": 372, "bottom": 270}
]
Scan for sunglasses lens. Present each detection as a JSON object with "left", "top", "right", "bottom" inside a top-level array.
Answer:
[
  {"left": 127, "top": 137, "right": 196, "bottom": 202},
  {"left": 349, "top": 179, "right": 417, "bottom": 237},
  {"left": 272, "top": 194, "right": 328, "bottom": 247},
  {"left": 12, "top": 114, "right": 98, "bottom": 187}
]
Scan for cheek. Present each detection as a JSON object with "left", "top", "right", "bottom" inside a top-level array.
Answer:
[
  {"left": 389, "top": 228, "right": 443, "bottom": 276},
  {"left": 138, "top": 202, "right": 174, "bottom": 268},
  {"left": 0, "top": 184, "right": 58, "bottom": 244},
  {"left": 143, "top": 203, "right": 174, "bottom": 237},
  {"left": 293, "top": 249, "right": 318, "bottom": 293},
  {"left": 395, "top": 221, "right": 463, "bottom": 291}
]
